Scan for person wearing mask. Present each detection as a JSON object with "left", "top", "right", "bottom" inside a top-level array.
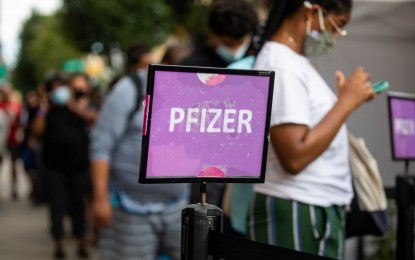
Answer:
[
  {"left": 181, "top": 0, "right": 257, "bottom": 68},
  {"left": 181, "top": 0, "right": 258, "bottom": 206},
  {"left": 90, "top": 42, "right": 188, "bottom": 260},
  {"left": 32, "top": 72, "right": 96, "bottom": 258},
  {"left": 248, "top": 1, "right": 376, "bottom": 258}
]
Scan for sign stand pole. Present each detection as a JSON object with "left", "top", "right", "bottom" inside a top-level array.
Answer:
[
  {"left": 395, "top": 160, "right": 414, "bottom": 260},
  {"left": 181, "top": 182, "right": 223, "bottom": 260},
  {"left": 200, "top": 182, "right": 207, "bottom": 205}
]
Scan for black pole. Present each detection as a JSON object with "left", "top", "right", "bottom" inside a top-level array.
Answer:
[
  {"left": 181, "top": 182, "right": 223, "bottom": 260},
  {"left": 201, "top": 182, "right": 207, "bottom": 204},
  {"left": 405, "top": 160, "right": 410, "bottom": 173},
  {"left": 395, "top": 172, "right": 415, "bottom": 260}
]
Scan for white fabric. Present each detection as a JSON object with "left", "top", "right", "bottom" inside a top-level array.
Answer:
[
  {"left": 348, "top": 132, "right": 387, "bottom": 211},
  {"left": 253, "top": 42, "right": 353, "bottom": 207}
]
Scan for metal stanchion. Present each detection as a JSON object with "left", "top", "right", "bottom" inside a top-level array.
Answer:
[
  {"left": 395, "top": 170, "right": 415, "bottom": 260},
  {"left": 181, "top": 182, "right": 223, "bottom": 260}
]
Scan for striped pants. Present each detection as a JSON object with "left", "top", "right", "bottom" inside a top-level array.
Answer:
[{"left": 248, "top": 193, "right": 346, "bottom": 259}]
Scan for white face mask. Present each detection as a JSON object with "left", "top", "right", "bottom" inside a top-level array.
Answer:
[
  {"left": 303, "top": 7, "right": 336, "bottom": 58},
  {"left": 216, "top": 42, "right": 249, "bottom": 63},
  {"left": 51, "top": 86, "right": 70, "bottom": 106}
]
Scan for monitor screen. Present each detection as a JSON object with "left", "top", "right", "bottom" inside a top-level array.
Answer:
[
  {"left": 387, "top": 91, "right": 415, "bottom": 161},
  {"left": 139, "top": 65, "right": 275, "bottom": 183}
]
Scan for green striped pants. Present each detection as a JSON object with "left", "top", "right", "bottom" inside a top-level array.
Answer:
[{"left": 248, "top": 193, "right": 346, "bottom": 259}]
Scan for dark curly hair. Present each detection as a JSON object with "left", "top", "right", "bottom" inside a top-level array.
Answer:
[
  {"left": 44, "top": 73, "right": 68, "bottom": 92},
  {"left": 208, "top": 0, "right": 258, "bottom": 40},
  {"left": 127, "top": 41, "right": 149, "bottom": 69}
]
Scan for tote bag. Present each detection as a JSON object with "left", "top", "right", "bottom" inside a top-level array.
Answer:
[{"left": 346, "top": 132, "right": 390, "bottom": 238}]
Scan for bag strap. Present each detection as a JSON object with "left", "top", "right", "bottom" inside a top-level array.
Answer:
[{"left": 126, "top": 72, "right": 143, "bottom": 123}]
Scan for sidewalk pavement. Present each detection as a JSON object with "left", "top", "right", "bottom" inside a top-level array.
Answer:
[{"left": 0, "top": 155, "right": 98, "bottom": 260}]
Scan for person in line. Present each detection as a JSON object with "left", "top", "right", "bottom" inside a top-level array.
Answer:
[
  {"left": 19, "top": 90, "right": 41, "bottom": 202},
  {"left": 180, "top": 0, "right": 258, "bottom": 206},
  {"left": 249, "top": 0, "right": 377, "bottom": 259},
  {"left": 90, "top": 42, "right": 188, "bottom": 260},
  {"left": 32, "top": 72, "right": 96, "bottom": 258},
  {"left": 0, "top": 88, "right": 10, "bottom": 170},
  {"left": 0, "top": 84, "right": 23, "bottom": 200},
  {"left": 161, "top": 45, "right": 191, "bottom": 66},
  {"left": 181, "top": 0, "right": 257, "bottom": 68}
]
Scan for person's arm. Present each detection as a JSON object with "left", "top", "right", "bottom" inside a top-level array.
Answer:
[
  {"left": 271, "top": 67, "right": 375, "bottom": 174},
  {"left": 31, "top": 97, "right": 49, "bottom": 138},
  {"left": 90, "top": 77, "right": 135, "bottom": 227},
  {"left": 91, "top": 160, "right": 112, "bottom": 227}
]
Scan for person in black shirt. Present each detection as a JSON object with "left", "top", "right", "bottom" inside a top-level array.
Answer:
[{"left": 32, "top": 72, "right": 97, "bottom": 259}]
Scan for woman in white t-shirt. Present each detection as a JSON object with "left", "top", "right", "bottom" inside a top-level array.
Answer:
[{"left": 249, "top": 1, "right": 376, "bottom": 258}]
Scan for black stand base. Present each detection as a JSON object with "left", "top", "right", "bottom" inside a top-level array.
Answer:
[
  {"left": 181, "top": 203, "right": 223, "bottom": 260},
  {"left": 396, "top": 174, "right": 415, "bottom": 260}
]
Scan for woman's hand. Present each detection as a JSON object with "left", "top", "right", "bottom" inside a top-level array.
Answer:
[{"left": 336, "top": 67, "right": 376, "bottom": 114}]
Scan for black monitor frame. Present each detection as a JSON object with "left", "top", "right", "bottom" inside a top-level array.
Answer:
[
  {"left": 139, "top": 64, "right": 275, "bottom": 183},
  {"left": 387, "top": 91, "right": 415, "bottom": 161}
]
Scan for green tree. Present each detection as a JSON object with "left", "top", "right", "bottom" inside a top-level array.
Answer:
[
  {"left": 13, "top": 11, "right": 82, "bottom": 92},
  {"left": 61, "top": 0, "right": 174, "bottom": 52},
  {"left": 13, "top": 1, "right": 212, "bottom": 92},
  {"left": 164, "top": 0, "right": 209, "bottom": 46}
]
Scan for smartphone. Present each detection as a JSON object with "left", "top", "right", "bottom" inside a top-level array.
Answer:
[{"left": 372, "top": 81, "right": 390, "bottom": 93}]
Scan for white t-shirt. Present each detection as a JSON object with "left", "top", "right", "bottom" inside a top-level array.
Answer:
[{"left": 254, "top": 42, "right": 353, "bottom": 207}]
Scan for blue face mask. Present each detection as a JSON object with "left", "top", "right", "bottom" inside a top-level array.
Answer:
[
  {"left": 216, "top": 42, "right": 249, "bottom": 63},
  {"left": 51, "top": 86, "right": 70, "bottom": 106}
]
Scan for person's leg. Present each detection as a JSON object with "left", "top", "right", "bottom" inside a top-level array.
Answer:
[
  {"left": 317, "top": 206, "right": 346, "bottom": 259},
  {"left": 159, "top": 200, "right": 187, "bottom": 260},
  {"left": 0, "top": 154, "right": 2, "bottom": 205},
  {"left": 21, "top": 142, "right": 36, "bottom": 201},
  {"left": 67, "top": 172, "right": 88, "bottom": 257},
  {"left": 33, "top": 142, "right": 46, "bottom": 204},
  {"left": 248, "top": 193, "right": 333, "bottom": 256},
  {"left": 99, "top": 208, "right": 159, "bottom": 260},
  {"left": 8, "top": 144, "right": 19, "bottom": 199},
  {"left": 46, "top": 169, "right": 66, "bottom": 257},
  {"left": 248, "top": 193, "right": 297, "bottom": 248}
]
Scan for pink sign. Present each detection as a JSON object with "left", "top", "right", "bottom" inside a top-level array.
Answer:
[
  {"left": 140, "top": 65, "right": 274, "bottom": 183},
  {"left": 388, "top": 93, "right": 415, "bottom": 160}
]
